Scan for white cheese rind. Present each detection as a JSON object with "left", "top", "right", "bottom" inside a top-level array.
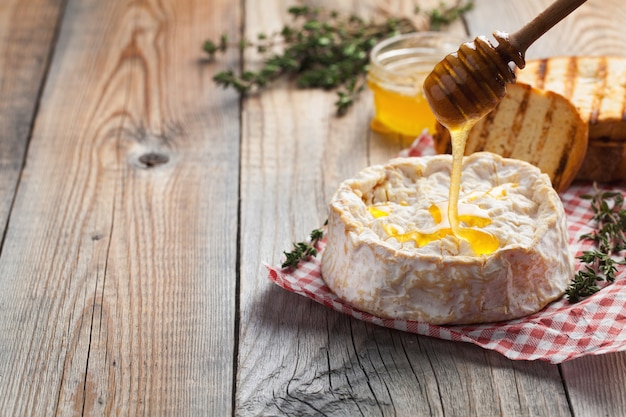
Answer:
[{"left": 321, "top": 152, "right": 573, "bottom": 325}]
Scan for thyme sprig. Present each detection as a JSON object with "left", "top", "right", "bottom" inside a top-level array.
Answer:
[
  {"left": 282, "top": 227, "right": 325, "bottom": 269},
  {"left": 203, "top": 2, "right": 473, "bottom": 115},
  {"left": 566, "top": 185, "right": 626, "bottom": 303},
  {"left": 423, "top": 1, "right": 474, "bottom": 30}
]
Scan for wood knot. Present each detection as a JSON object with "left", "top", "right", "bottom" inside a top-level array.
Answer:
[{"left": 137, "top": 152, "right": 170, "bottom": 168}]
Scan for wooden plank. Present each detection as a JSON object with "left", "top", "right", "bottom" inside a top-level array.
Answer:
[
  {"left": 236, "top": 0, "right": 389, "bottom": 413},
  {"left": 0, "top": 0, "right": 65, "bottom": 241},
  {"left": 237, "top": 1, "right": 572, "bottom": 416},
  {"left": 0, "top": 0, "right": 240, "bottom": 415}
]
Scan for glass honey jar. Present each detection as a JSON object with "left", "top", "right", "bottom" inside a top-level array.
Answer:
[{"left": 368, "top": 32, "right": 468, "bottom": 137}]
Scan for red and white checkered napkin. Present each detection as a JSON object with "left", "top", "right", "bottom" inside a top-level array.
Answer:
[{"left": 266, "top": 138, "right": 626, "bottom": 364}]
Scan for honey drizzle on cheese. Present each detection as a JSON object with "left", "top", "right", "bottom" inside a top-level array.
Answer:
[
  {"left": 368, "top": 205, "right": 390, "bottom": 218},
  {"left": 382, "top": 202, "right": 494, "bottom": 251},
  {"left": 368, "top": 122, "right": 501, "bottom": 255},
  {"left": 384, "top": 223, "right": 452, "bottom": 247},
  {"left": 447, "top": 123, "right": 499, "bottom": 255}
]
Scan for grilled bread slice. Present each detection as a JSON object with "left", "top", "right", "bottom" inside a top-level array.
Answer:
[
  {"left": 434, "top": 82, "right": 588, "bottom": 192},
  {"left": 516, "top": 56, "right": 626, "bottom": 182}
]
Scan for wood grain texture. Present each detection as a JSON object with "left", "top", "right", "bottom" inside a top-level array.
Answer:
[
  {"left": 0, "top": 0, "right": 65, "bottom": 242},
  {"left": 465, "top": 0, "right": 626, "bottom": 59},
  {"left": 0, "top": 0, "right": 240, "bottom": 415},
  {"left": 237, "top": 1, "right": 572, "bottom": 416},
  {"left": 562, "top": 352, "right": 626, "bottom": 417}
]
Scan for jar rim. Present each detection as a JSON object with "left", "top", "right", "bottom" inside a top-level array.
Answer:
[
  {"left": 370, "top": 31, "right": 468, "bottom": 69},
  {"left": 368, "top": 31, "right": 469, "bottom": 94}
]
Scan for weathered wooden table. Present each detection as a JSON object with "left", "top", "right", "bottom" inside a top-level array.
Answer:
[{"left": 1, "top": 0, "right": 625, "bottom": 415}]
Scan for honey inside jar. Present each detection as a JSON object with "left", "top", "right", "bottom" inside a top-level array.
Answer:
[
  {"left": 367, "top": 32, "right": 467, "bottom": 137},
  {"left": 367, "top": 80, "right": 435, "bottom": 136}
]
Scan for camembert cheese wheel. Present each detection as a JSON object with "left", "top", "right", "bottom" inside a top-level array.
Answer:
[{"left": 321, "top": 152, "right": 573, "bottom": 325}]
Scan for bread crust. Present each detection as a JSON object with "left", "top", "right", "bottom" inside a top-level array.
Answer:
[
  {"left": 321, "top": 153, "right": 573, "bottom": 325},
  {"left": 516, "top": 56, "right": 626, "bottom": 182}
]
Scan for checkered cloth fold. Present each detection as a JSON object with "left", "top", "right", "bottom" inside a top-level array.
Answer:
[{"left": 266, "top": 135, "right": 626, "bottom": 364}]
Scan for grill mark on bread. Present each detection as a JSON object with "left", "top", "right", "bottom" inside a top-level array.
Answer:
[
  {"left": 564, "top": 56, "right": 578, "bottom": 101},
  {"left": 505, "top": 86, "right": 531, "bottom": 158},
  {"left": 473, "top": 109, "right": 497, "bottom": 151},
  {"left": 550, "top": 143, "right": 570, "bottom": 189},
  {"left": 590, "top": 57, "right": 608, "bottom": 125},
  {"left": 535, "top": 58, "right": 548, "bottom": 89},
  {"left": 552, "top": 121, "right": 581, "bottom": 188},
  {"left": 531, "top": 95, "right": 555, "bottom": 166}
]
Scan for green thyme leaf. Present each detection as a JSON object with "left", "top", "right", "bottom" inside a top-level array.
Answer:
[
  {"left": 281, "top": 227, "right": 325, "bottom": 269},
  {"left": 203, "top": 3, "right": 473, "bottom": 115},
  {"left": 566, "top": 184, "right": 626, "bottom": 302},
  {"left": 427, "top": 1, "right": 475, "bottom": 30}
]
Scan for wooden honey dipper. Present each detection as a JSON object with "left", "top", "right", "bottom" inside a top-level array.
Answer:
[{"left": 423, "top": 0, "right": 587, "bottom": 129}]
